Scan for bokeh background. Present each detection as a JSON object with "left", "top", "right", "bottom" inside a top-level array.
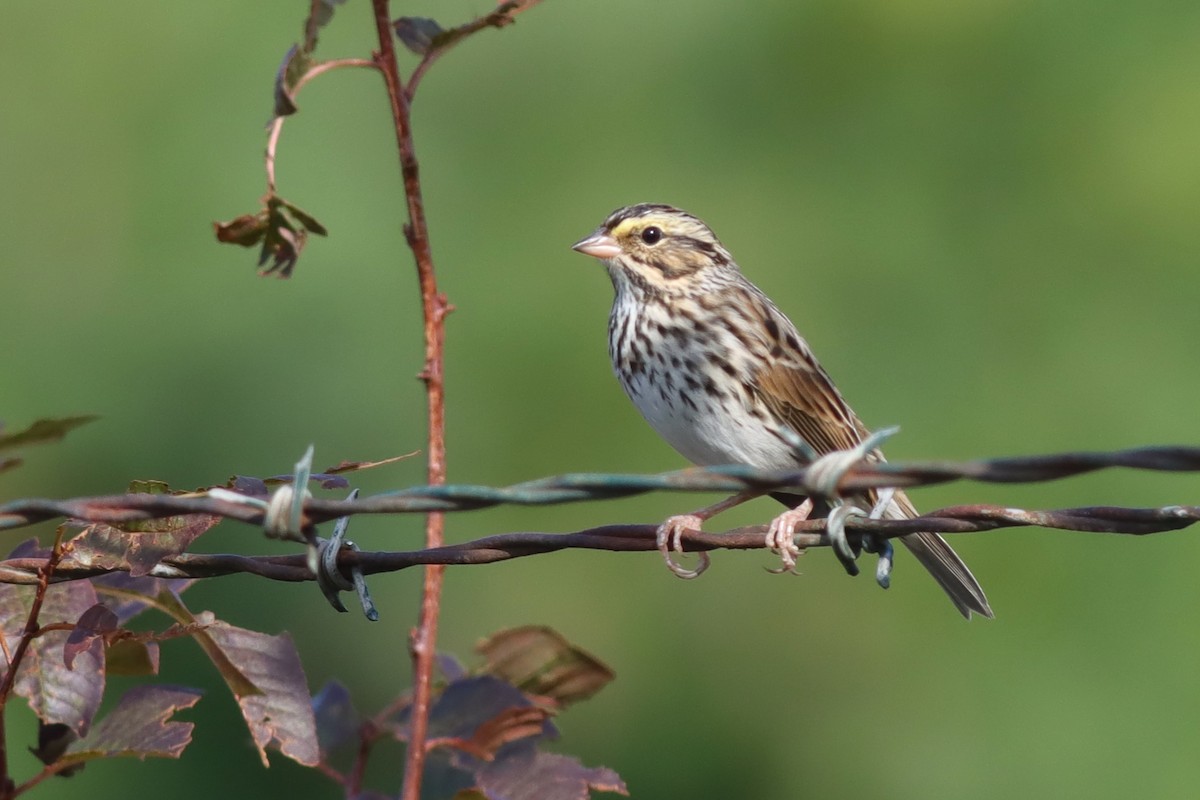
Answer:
[{"left": 4, "top": 1, "right": 1200, "bottom": 797}]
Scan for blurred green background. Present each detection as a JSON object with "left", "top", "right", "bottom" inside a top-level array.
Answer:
[{"left": 3, "top": 1, "right": 1200, "bottom": 797}]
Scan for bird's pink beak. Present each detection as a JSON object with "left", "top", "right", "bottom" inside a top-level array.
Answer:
[{"left": 571, "top": 232, "right": 622, "bottom": 260}]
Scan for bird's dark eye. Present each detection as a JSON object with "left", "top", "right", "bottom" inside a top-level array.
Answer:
[{"left": 640, "top": 226, "right": 663, "bottom": 245}]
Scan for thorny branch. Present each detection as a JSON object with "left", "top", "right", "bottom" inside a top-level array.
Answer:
[
  {"left": 364, "top": 2, "right": 542, "bottom": 797},
  {"left": 0, "top": 528, "right": 65, "bottom": 796},
  {"left": 366, "top": 0, "right": 448, "bottom": 796}
]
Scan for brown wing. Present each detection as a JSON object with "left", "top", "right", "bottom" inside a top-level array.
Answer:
[{"left": 746, "top": 298, "right": 868, "bottom": 459}]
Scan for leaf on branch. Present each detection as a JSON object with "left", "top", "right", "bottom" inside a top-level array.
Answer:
[
  {"left": 302, "top": 0, "right": 348, "bottom": 54},
  {"left": 65, "top": 685, "right": 202, "bottom": 763},
  {"left": 258, "top": 452, "right": 420, "bottom": 489},
  {"left": 227, "top": 474, "right": 271, "bottom": 496},
  {"left": 477, "top": 626, "right": 615, "bottom": 709},
  {"left": 263, "top": 471, "right": 350, "bottom": 490},
  {"left": 448, "top": 705, "right": 552, "bottom": 760},
  {"left": 202, "top": 617, "right": 320, "bottom": 767},
  {"left": 0, "top": 415, "right": 98, "bottom": 453},
  {"left": 152, "top": 598, "right": 259, "bottom": 697},
  {"left": 105, "top": 638, "right": 160, "bottom": 677},
  {"left": 312, "top": 680, "right": 361, "bottom": 757},
  {"left": 91, "top": 572, "right": 195, "bottom": 624},
  {"left": 70, "top": 503, "right": 219, "bottom": 577},
  {"left": 397, "top": 676, "right": 555, "bottom": 749},
  {"left": 0, "top": 416, "right": 98, "bottom": 475},
  {"left": 274, "top": 45, "right": 312, "bottom": 117},
  {"left": 404, "top": 674, "right": 625, "bottom": 800},
  {"left": 64, "top": 604, "right": 118, "bottom": 670},
  {"left": 438, "top": 652, "right": 468, "bottom": 682},
  {"left": 323, "top": 452, "right": 421, "bottom": 475},
  {"left": 476, "top": 748, "right": 628, "bottom": 800},
  {"left": 393, "top": 17, "right": 446, "bottom": 56},
  {"left": 0, "top": 575, "right": 105, "bottom": 736},
  {"left": 214, "top": 193, "right": 328, "bottom": 277}
]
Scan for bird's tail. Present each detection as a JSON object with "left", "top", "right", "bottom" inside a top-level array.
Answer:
[{"left": 888, "top": 490, "right": 993, "bottom": 619}]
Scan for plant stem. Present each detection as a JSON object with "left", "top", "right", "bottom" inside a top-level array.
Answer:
[
  {"left": 0, "top": 530, "right": 65, "bottom": 798},
  {"left": 369, "top": 3, "right": 450, "bottom": 799}
]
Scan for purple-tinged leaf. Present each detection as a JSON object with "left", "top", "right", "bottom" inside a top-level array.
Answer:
[
  {"left": 65, "top": 685, "right": 201, "bottom": 763},
  {"left": 394, "top": 17, "right": 445, "bottom": 55},
  {"left": 2, "top": 578, "right": 104, "bottom": 736},
  {"left": 64, "top": 604, "right": 117, "bottom": 669},
  {"left": 90, "top": 572, "right": 194, "bottom": 624},
  {"left": 227, "top": 474, "right": 270, "bottom": 496},
  {"left": 152, "top": 599, "right": 259, "bottom": 698},
  {"left": 397, "top": 676, "right": 554, "bottom": 745},
  {"left": 437, "top": 652, "right": 467, "bottom": 682},
  {"left": 205, "top": 621, "right": 320, "bottom": 767},
  {"left": 312, "top": 680, "right": 360, "bottom": 756},
  {"left": 476, "top": 748, "right": 628, "bottom": 800}
]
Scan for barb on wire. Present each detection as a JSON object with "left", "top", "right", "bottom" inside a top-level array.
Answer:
[{"left": 2, "top": 444, "right": 1199, "bottom": 535}]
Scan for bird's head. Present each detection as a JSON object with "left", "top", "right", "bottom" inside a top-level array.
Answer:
[{"left": 572, "top": 204, "right": 735, "bottom": 293}]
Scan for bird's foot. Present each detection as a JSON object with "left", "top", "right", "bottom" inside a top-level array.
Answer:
[
  {"left": 655, "top": 514, "right": 711, "bottom": 579},
  {"left": 861, "top": 532, "right": 894, "bottom": 589},
  {"left": 824, "top": 501, "right": 894, "bottom": 589},
  {"left": 764, "top": 498, "right": 814, "bottom": 574}
]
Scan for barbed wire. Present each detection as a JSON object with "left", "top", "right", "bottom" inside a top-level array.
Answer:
[
  {"left": 3, "top": 444, "right": 1199, "bottom": 533},
  {"left": 0, "top": 444, "right": 1197, "bottom": 587}
]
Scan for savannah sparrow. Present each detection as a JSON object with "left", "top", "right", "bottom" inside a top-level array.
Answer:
[{"left": 572, "top": 203, "right": 992, "bottom": 619}]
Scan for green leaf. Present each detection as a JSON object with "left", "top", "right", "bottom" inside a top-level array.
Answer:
[{"left": 0, "top": 415, "right": 98, "bottom": 454}]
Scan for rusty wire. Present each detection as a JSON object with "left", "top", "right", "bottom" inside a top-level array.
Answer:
[{"left": 0, "top": 444, "right": 1196, "bottom": 586}]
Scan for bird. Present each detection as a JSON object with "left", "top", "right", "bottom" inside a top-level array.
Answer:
[{"left": 571, "top": 203, "right": 992, "bottom": 619}]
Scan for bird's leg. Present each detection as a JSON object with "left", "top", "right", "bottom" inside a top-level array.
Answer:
[
  {"left": 657, "top": 489, "right": 762, "bottom": 579},
  {"left": 764, "top": 497, "right": 814, "bottom": 574}
]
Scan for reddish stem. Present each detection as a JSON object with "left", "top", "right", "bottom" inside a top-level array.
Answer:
[
  {"left": 0, "top": 531, "right": 65, "bottom": 798},
  {"left": 369, "top": 3, "right": 449, "bottom": 800}
]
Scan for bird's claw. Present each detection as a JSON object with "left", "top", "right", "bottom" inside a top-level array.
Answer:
[
  {"left": 764, "top": 498, "right": 814, "bottom": 574},
  {"left": 862, "top": 534, "right": 894, "bottom": 589},
  {"left": 826, "top": 500, "right": 894, "bottom": 589},
  {"left": 655, "top": 514, "right": 710, "bottom": 579},
  {"left": 826, "top": 503, "right": 865, "bottom": 576}
]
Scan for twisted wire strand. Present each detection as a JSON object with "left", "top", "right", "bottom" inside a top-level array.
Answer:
[
  {"left": 0, "top": 443, "right": 1196, "bottom": 586},
  {"left": 2, "top": 444, "right": 1198, "bottom": 533},
  {"left": 0, "top": 502, "right": 1194, "bottom": 586}
]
